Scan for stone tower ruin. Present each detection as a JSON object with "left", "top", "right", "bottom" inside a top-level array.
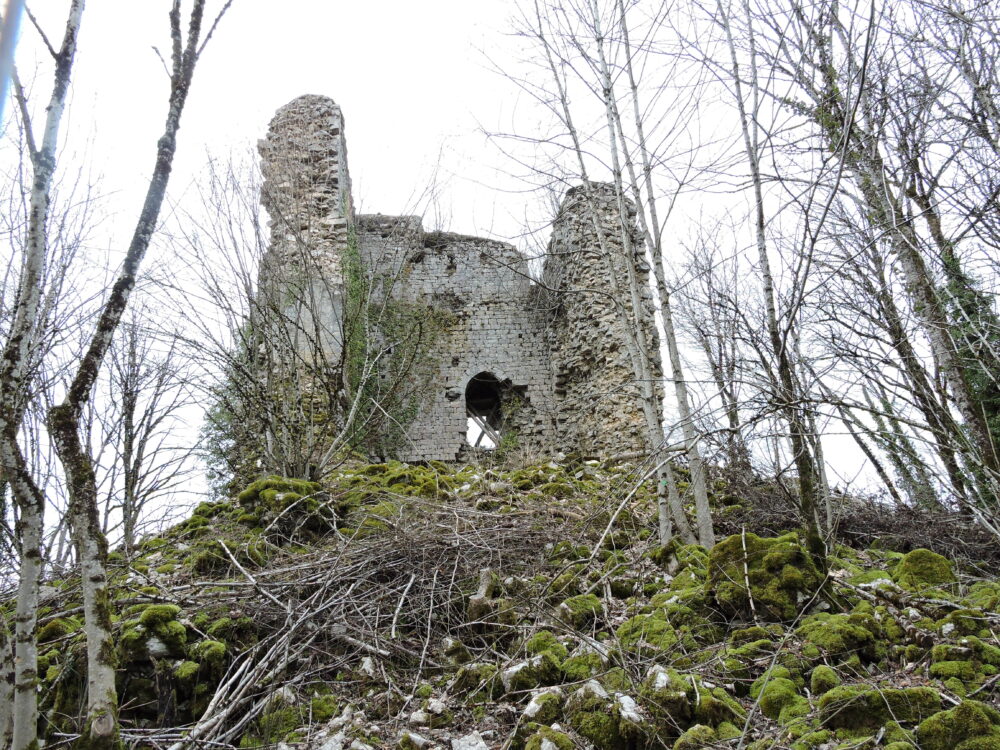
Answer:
[{"left": 258, "top": 95, "right": 662, "bottom": 462}]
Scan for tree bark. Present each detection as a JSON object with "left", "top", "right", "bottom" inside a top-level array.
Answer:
[
  {"left": 0, "top": 4, "right": 86, "bottom": 749},
  {"left": 44, "top": 2, "right": 222, "bottom": 744}
]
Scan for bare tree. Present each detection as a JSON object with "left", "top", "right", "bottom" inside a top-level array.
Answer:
[
  {"left": 0, "top": 4, "right": 86, "bottom": 747},
  {"left": 165, "top": 155, "right": 420, "bottom": 493},
  {"left": 0, "top": 2, "right": 232, "bottom": 745},
  {"left": 504, "top": 0, "right": 715, "bottom": 546},
  {"left": 86, "top": 308, "right": 201, "bottom": 551}
]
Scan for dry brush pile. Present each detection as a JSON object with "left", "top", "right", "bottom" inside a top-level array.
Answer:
[{"left": 15, "top": 457, "right": 1000, "bottom": 749}]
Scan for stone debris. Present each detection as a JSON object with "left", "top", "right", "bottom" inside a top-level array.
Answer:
[{"left": 450, "top": 731, "right": 489, "bottom": 750}]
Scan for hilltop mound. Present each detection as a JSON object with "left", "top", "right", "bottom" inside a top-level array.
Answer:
[{"left": 28, "top": 458, "right": 1000, "bottom": 749}]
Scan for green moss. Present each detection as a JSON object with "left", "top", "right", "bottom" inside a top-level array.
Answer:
[
  {"left": 206, "top": 615, "right": 255, "bottom": 644},
  {"left": 819, "top": 684, "right": 941, "bottom": 730},
  {"left": 674, "top": 724, "right": 716, "bottom": 750},
  {"left": 570, "top": 710, "right": 623, "bottom": 750},
  {"left": 194, "top": 639, "right": 226, "bottom": 665},
  {"left": 892, "top": 549, "right": 955, "bottom": 590},
  {"left": 563, "top": 652, "right": 604, "bottom": 681},
  {"left": 916, "top": 701, "right": 1000, "bottom": 750},
  {"left": 716, "top": 721, "right": 742, "bottom": 740},
  {"left": 174, "top": 660, "right": 200, "bottom": 682},
  {"left": 505, "top": 651, "right": 563, "bottom": 693},
  {"left": 694, "top": 685, "right": 746, "bottom": 726},
  {"left": 526, "top": 630, "right": 569, "bottom": 662},
  {"left": 797, "top": 612, "right": 882, "bottom": 663},
  {"left": 641, "top": 665, "right": 694, "bottom": 726},
  {"left": 559, "top": 593, "right": 602, "bottom": 628},
  {"left": 757, "top": 677, "right": 808, "bottom": 724},
  {"left": 616, "top": 612, "right": 678, "bottom": 655},
  {"left": 443, "top": 637, "right": 472, "bottom": 665},
  {"left": 967, "top": 582, "right": 1000, "bottom": 611},
  {"left": 810, "top": 665, "right": 841, "bottom": 695},
  {"left": 883, "top": 720, "right": 914, "bottom": 744},
  {"left": 549, "top": 570, "right": 580, "bottom": 599},
  {"left": 414, "top": 682, "right": 433, "bottom": 699},
  {"left": 451, "top": 663, "right": 500, "bottom": 701},
  {"left": 930, "top": 660, "right": 978, "bottom": 681},
  {"left": 538, "top": 481, "right": 574, "bottom": 498},
  {"left": 526, "top": 689, "right": 564, "bottom": 724},
  {"left": 238, "top": 476, "right": 322, "bottom": 507},
  {"left": 938, "top": 609, "right": 990, "bottom": 638},
  {"left": 38, "top": 617, "right": 79, "bottom": 642},
  {"left": 138, "top": 604, "right": 181, "bottom": 628},
  {"left": 706, "top": 532, "right": 823, "bottom": 622},
  {"left": 729, "top": 625, "right": 776, "bottom": 645},
  {"left": 525, "top": 727, "right": 575, "bottom": 750},
  {"left": 309, "top": 694, "right": 339, "bottom": 723},
  {"left": 791, "top": 729, "right": 833, "bottom": 749}
]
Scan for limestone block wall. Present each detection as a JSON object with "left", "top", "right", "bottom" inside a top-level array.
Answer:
[
  {"left": 256, "top": 95, "right": 664, "bottom": 464},
  {"left": 259, "top": 94, "right": 353, "bottom": 276},
  {"left": 541, "top": 184, "right": 662, "bottom": 456},
  {"left": 258, "top": 95, "right": 354, "bottom": 360},
  {"left": 359, "top": 216, "right": 554, "bottom": 462}
]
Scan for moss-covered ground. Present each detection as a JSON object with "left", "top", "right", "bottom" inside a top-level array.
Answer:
[{"left": 12, "top": 457, "right": 1000, "bottom": 749}]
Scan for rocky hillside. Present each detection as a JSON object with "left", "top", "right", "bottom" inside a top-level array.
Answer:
[{"left": 28, "top": 457, "right": 1000, "bottom": 749}]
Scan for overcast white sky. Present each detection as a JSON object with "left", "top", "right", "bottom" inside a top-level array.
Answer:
[
  {"left": 11, "top": 1, "right": 534, "bottom": 244},
  {"left": 3, "top": 0, "right": 883, "bottom": 498}
]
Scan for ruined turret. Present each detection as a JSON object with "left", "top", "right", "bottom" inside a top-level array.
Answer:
[
  {"left": 542, "top": 183, "right": 661, "bottom": 456},
  {"left": 255, "top": 96, "right": 662, "bottom": 462}
]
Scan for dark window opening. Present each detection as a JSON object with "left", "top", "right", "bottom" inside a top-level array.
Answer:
[{"left": 466, "top": 372, "right": 503, "bottom": 449}]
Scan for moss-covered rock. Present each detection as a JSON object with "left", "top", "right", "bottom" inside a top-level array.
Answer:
[
  {"left": 451, "top": 663, "right": 501, "bottom": 702},
  {"left": 757, "top": 677, "right": 809, "bottom": 724},
  {"left": 674, "top": 724, "right": 716, "bottom": 750},
  {"left": 797, "top": 612, "right": 882, "bottom": 664},
  {"left": 706, "top": 532, "right": 823, "bottom": 622},
  {"left": 810, "top": 665, "right": 840, "bottom": 695},
  {"left": 565, "top": 681, "right": 623, "bottom": 750},
  {"left": 929, "top": 636, "right": 1000, "bottom": 691},
  {"left": 502, "top": 652, "right": 563, "bottom": 694},
  {"left": 640, "top": 665, "right": 696, "bottom": 729},
  {"left": 615, "top": 611, "right": 679, "bottom": 656},
  {"left": 437, "top": 637, "right": 469, "bottom": 668},
  {"left": 892, "top": 549, "right": 955, "bottom": 590},
  {"left": 563, "top": 649, "right": 605, "bottom": 681},
  {"left": 523, "top": 687, "right": 565, "bottom": 725},
  {"left": 559, "top": 593, "right": 603, "bottom": 629},
  {"left": 37, "top": 617, "right": 80, "bottom": 643},
  {"left": 916, "top": 700, "right": 1000, "bottom": 750},
  {"left": 138, "top": 604, "right": 181, "bottom": 627},
  {"left": 693, "top": 684, "right": 746, "bottom": 726},
  {"left": 525, "top": 726, "right": 576, "bottom": 750},
  {"left": 818, "top": 684, "right": 941, "bottom": 730},
  {"left": 526, "top": 630, "right": 569, "bottom": 662}
]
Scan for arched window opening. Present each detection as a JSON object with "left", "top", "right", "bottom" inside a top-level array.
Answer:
[{"left": 466, "top": 372, "right": 503, "bottom": 449}]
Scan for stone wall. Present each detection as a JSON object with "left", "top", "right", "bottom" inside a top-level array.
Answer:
[
  {"left": 258, "top": 95, "right": 354, "bottom": 360},
  {"left": 542, "top": 184, "right": 662, "bottom": 456},
  {"left": 256, "top": 95, "right": 663, "bottom": 464},
  {"left": 359, "top": 216, "right": 554, "bottom": 462}
]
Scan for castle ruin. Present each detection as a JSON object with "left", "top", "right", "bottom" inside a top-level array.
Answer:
[{"left": 258, "top": 95, "right": 661, "bottom": 463}]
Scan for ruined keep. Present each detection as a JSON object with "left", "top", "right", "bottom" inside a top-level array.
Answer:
[{"left": 258, "top": 95, "right": 661, "bottom": 463}]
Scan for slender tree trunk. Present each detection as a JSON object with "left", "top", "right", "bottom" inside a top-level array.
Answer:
[
  {"left": 0, "top": 4, "right": 86, "bottom": 749},
  {"left": 0, "top": 620, "right": 11, "bottom": 748},
  {"left": 595, "top": 0, "right": 714, "bottom": 546},
  {"left": 12, "top": 497, "right": 43, "bottom": 750},
  {"left": 717, "top": 0, "right": 825, "bottom": 560},
  {"left": 531, "top": 0, "right": 686, "bottom": 541},
  {"left": 42, "top": 3, "right": 222, "bottom": 744}
]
